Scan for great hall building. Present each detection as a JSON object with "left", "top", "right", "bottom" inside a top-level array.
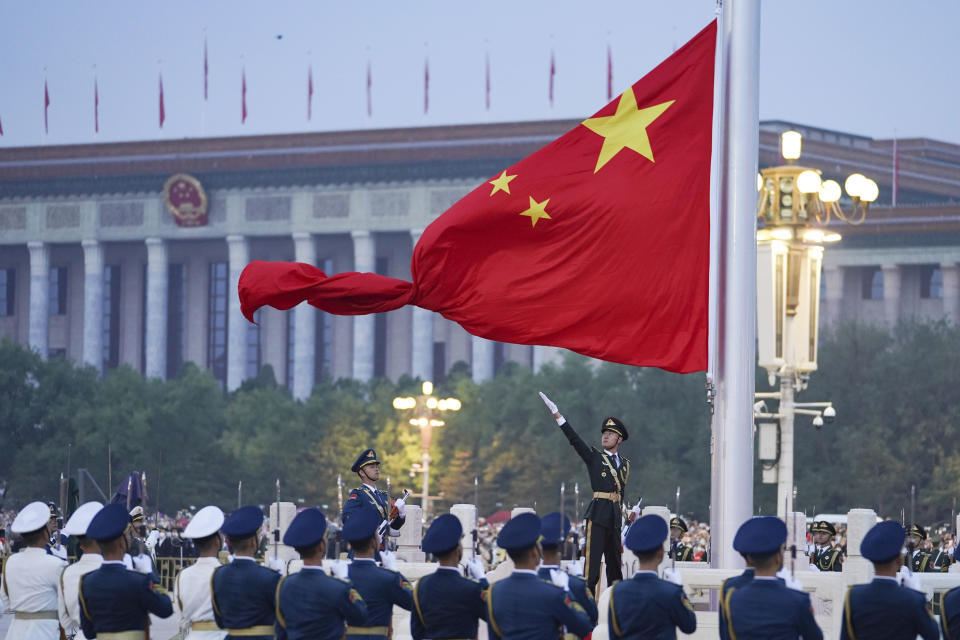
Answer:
[{"left": 1, "top": 120, "right": 958, "bottom": 398}]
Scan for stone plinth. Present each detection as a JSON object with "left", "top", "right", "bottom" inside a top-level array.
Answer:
[
  {"left": 786, "top": 512, "right": 811, "bottom": 572},
  {"left": 268, "top": 501, "right": 299, "bottom": 563},
  {"left": 451, "top": 503, "right": 479, "bottom": 561},
  {"left": 843, "top": 508, "right": 877, "bottom": 584},
  {"left": 397, "top": 504, "right": 425, "bottom": 562}
]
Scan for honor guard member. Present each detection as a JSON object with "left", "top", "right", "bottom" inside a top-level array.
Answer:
[
  {"left": 538, "top": 512, "right": 598, "bottom": 632},
  {"left": 486, "top": 513, "right": 593, "bottom": 640},
  {"left": 46, "top": 502, "right": 69, "bottom": 561},
  {"left": 1, "top": 501, "right": 67, "bottom": 640},
  {"left": 78, "top": 503, "right": 174, "bottom": 639},
  {"left": 411, "top": 514, "right": 488, "bottom": 640},
  {"left": 718, "top": 520, "right": 759, "bottom": 640},
  {"left": 940, "top": 581, "right": 960, "bottom": 639},
  {"left": 906, "top": 524, "right": 934, "bottom": 573},
  {"left": 342, "top": 506, "right": 414, "bottom": 640},
  {"left": 809, "top": 521, "right": 843, "bottom": 572},
  {"left": 57, "top": 501, "right": 104, "bottom": 640},
  {"left": 276, "top": 508, "right": 367, "bottom": 640},
  {"left": 668, "top": 518, "right": 697, "bottom": 562},
  {"left": 725, "top": 517, "right": 822, "bottom": 640},
  {"left": 175, "top": 505, "right": 226, "bottom": 639},
  {"left": 608, "top": 515, "right": 696, "bottom": 639},
  {"left": 211, "top": 506, "right": 281, "bottom": 640},
  {"left": 841, "top": 521, "right": 938, "bottom": 640},
  {"left": 540, "top": 391, "right": 629, "bottom": 593},
  {"left": 343, "top": 449, "right": 406, "bottom": 535},
  {"left": 930, "top": 537, "right": 952, "bottom": 572}
]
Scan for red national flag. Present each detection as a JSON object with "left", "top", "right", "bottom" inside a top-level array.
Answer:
[
  {"left": 307, "top": 64, "right": 314, "bottom": 120},
  {"left": 203, "top": 37, "right": 209, "bottom": 101},
  {"left": 485, "top": 52, "right": 491, "bottom": 111},
  {"left": 158, "top": 73, "right": 165, "bottom": 128},
  {"left": 239, "top": 21, "right": 716, "bottom": 373},
  {"left": 366, "top": 61, "right": 372, "bottom": 117},
  {"left": 548, "top": 49, "right": 556, "bottom": 106},
  {"left": 607, "top": 44, "right": 613, "bottom": 101},
  {"left": 241, "top": 68, "right": 248, "bottom": 123},
  {"left": 423, "top": 57, "right": 429, "bottom": 115},
  {"left": 94, "top": 76, "right": 99, "bottom": 133},
  {"left": 44, "top": 79, "right": 50, "bottom": 134}
]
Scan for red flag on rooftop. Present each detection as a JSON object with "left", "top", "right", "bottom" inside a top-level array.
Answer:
[
  {"left": 203, "top": 37, "right": 209, "bottom": 101},
  {"left": 0, "top": 113, "right": 4, "bottom": 136},
  {"left": 94, "top": 76, "right": 99, "bottom": 133},
  {"left": 606, "top": 44, "right": 613, "bottom": 101},
  {"left": 423, "top": 56, "right": 429, "bottom": 115},
  {"left": 239, "top": 20, "right": 717, "bottom": 373},
  {"left": 548, "top": 49, "right": 556, "bottom": 107},
  {"left": 366, "top": 60, "right": 372, "bottom": 117},
  {"left": 484, "top": 51, "right": 491, "bottom": 111},
  {"left": 44, "top": 79, "right": 50, "bottom": 134},
  {"left": 241, "top": 68, "right": 247, "bottom": 123},
  {"left": 158, "top": 73, "right": 165, "bottom": 128},
  {"left": 307, "top": 63, "right": 314, "bottom": 120}
]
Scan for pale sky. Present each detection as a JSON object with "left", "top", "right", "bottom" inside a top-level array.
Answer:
[{"left": 0, "top": 0, "right": 957, "bottom": 148}]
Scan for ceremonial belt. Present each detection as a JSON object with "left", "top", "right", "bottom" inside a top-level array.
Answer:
[
  {"left": 346, "top": 625, "right": 390, "bottom": 636},
  {"left": 191, "top": 620, "right": 222, "bottom": 631},
  {"left": 98, "top": 632, "right": 146, "bottom": 640},
  {"left": 593, "top": 491, "right": 620, "bottom": 502},
  {"left": 226, "top": 626, "right": 275, "bottom": 636},
  {"left": 14, "top": 610, "right": 58, "bottom": 620}
]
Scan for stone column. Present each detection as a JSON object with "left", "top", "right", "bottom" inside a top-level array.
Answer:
[
  {"left": 471, "top": 336, "right": 494, "bottom": 382},
  {"left": 410, "top": 229, "right": 434, "bottom": 383},
  {"left": 822, "top": 265, "right": 844, "bottom": 328},
  {"left": 942, "top": 262, "right": 960, "bottom": 324},
  {"left": 226, "top": 235, "right": 249, "bottom": 391},
  {"left": 451, "top": 504, "right": 479, "bottom": 561},
  {"left": 843, "top": 508, "right": 877, "bottom": 584},
  {"left": 881, "top": 264, "right": 901, "bottom": 328},
  {"left": 81, "top": 239, "right": 104, "bottom": 371},
  {"left": 291, "top": 232, "right": 317, "bottom": 400},
  {"left": 27, "top": 241, "right": 50, "bottom": 359},
  {"left": 144, "top": 238, "right": 168, "bottom": 379},
  {"left": 351, "top": 230, "right": 375, "bottom": 381},
  {"left": 396, "top": 504, "right": 425, "bottom": 562}
]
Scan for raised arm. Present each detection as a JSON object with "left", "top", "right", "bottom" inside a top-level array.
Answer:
[{"left": 539, "top": 391, "right": 592, "bottom": 464}]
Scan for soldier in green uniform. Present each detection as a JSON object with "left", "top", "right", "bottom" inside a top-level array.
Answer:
[
  {"left": 809, "top": 521, "right": 843, "bottom": 572},
  {"left": 906, "top": 524, "right": 935, "bottom": 573},
  {"left": 930, "top": 535, "right": 953, "bottom": 572},
  {"left": 668, "top": 517, "right": 699, "bottom": 562},
  {"left": 540, "top": 391, "right": 629, "bottom": 593}
]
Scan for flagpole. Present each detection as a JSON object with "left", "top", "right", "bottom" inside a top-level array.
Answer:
[{"left": 709, "top": 0, "right": 759, "bottom": 570}]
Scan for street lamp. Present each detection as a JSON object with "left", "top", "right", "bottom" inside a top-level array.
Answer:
[
  {"left": 755, "top": 130, "right": 875, "bottom": 518},
  {"left": 392, "top": 381, "right": 462, "bottom": 517}
]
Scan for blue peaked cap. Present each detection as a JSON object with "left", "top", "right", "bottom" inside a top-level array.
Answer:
[
  {"left": 497, "top": 512, "right": 541, "bottom": 551},
  {"left": 342, "top": 505, "right": 381, "bottom": 542},
  {"left": 222, "top": 505, "right": 264, "bottom": 538},
  {"left": 861, "top": 521, "right": 906, "bottom": 563},
  {"left": 283, "top": 508, "right": 328, "bottom": 548},
  {"left": 422, "top": 514, "right": 463, "bottom": 554},
  {"left": 540, "top": 512, "right": 571, "bottom": 547},
  {"left": 351, "top": 449, "right": 380, "bottom": 473},
  {"left": 733, "top": 516, "right": 787, "bottom": 555},
  {"left": 86, "top": 503, "right": 131, "bottom": 542},
  {"left": 625, "top": 514, "right": 668, "bottom": 553}
]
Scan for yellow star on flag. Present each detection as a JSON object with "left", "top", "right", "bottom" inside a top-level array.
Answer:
[
  {"left": 519, "top": 196, "right": 551, "bottom": 227},
  {"left": 489, "top": 170, "right": 517, "bottom": 196},
  {"left": 581, "top": 89, "right": 675, "bottom": 173}
]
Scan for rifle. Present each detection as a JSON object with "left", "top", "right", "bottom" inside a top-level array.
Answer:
[{"left": 673, "top": 486, "right": 680, "bottom": 569}]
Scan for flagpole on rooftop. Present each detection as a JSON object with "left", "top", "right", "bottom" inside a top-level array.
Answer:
[{"left": 709, "top": 0, "right": 759, "bottom": 570}]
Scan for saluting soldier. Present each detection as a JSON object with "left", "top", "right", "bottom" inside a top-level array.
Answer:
[
  {"left": 276, "top": 507, "right": 367, "bottom": 640},
  {"left": 211, "top": 506, "right": 281, "bottom": 640},
  {"left": 342, "top": 506, "right": 414, "bottom": 640},
  {"left": 668, "top": 517, "right": 699, "bottom": 562},
  {"left": 809, "top": 521, "right": 843, "bottom": 572},
  {"left": 411, "top": 513, "right": 488, "bottom": 640},
  {"left": 174, "top": 505, "right": 226, "bottom": 639},
  {"left": 1, "top": 501, "right": 67, "bottom": 640},
  {"left": 537, "top": 512, "right": 598, "bottom": 635},
  {"left": 486, "top": 513, "right": 593, "bottom": 640},
  {"left": 906, "top": 524, "right": 935, "bottom": 573},
  {"left": 608, "top": 515, "right": 696, "bottom": 639},
  {"left": 343, "top": 449, "right": 406, "bottom": 536},
  {"left": 540, "top": 391, "right": 630, "bottom": 593},
  {"left": 725, "top": 516, "right": 822, "bottom": 640},
  {"left": 57, "top": 501, "right": 104, "bottom": 640},
  {"left": 79, "top": 503, "right": 174, "bottom": 639},
  {"left": 841, "top": 520, "right": 939, "bottom": 640}
]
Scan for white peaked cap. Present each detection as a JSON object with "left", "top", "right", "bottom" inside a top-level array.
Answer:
[
  {"left": 11, "top": 501, "right": 52, "bottom": 534},
  {"left": 183, "top": 505, "right": 225, "bottom": 539},
  {"left": 63, "top": 501, "right": 105, "bottom": 536}
]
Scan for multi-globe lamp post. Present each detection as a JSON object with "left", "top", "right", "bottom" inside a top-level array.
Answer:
[
  {"left": 754, "top": 130, "right": 878, "bottom": 518},
  {"left": 392, "top": 381, "right": 461, "bottom": 517}
]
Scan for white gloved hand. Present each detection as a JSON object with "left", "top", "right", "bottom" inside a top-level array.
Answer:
[
  {"left": 132, "top": 555, "right": 153, "bottom": 574},
  {"left": 465, "top": 557, "right": 486, "bottom": 580},
  {"left": 330, "top": 559, "right": 350, "bottom": 580},
  {"left": 380, "top": 550, "right": 398, "bottom": 571},
  {"left": 549, "top": 568, "right": 570, "bottom": 591},
  {"left": 394, "top": 497, "right": 407, "bottom": 518},
  {"left": 567, "top": 557, "right": 585, "bottom": 577},
  {"left": 268, "top": 557, "right": 286, "bottom": 573},
  {"left": 538, "top": 392, "right": 564, "bottom": 425},
  {"left": 662, "top": 568, "right": 683, "bottom": 586},
  {"left": 145, "top": 530, "right": 161, "bottom": 552},
  {"left": 776, "top": 568, "right": 804, "bottom": 591},
  {"left": 898, "top": 567, "right": 922, "bottom": 591}
]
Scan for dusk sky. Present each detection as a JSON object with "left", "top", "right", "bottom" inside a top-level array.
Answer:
[{"left": 1, "top": 1, "right": 957, "bottom": 148}]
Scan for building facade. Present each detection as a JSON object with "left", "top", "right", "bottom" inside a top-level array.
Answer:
[{"left": 1, "top": 120, "right": 958, "bottom": 398}]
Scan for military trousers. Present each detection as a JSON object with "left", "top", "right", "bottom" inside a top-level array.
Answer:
[{"left": 584, "top": 519, "right": 622, "bottom": 593}]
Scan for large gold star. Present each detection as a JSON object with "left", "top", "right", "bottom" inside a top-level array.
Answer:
[
  {"left": 582, "top": 90, "right": 675, "bottom": 173},
  {"left": 489, "top": 170, "right": 517, "bottom": 196},
  {"left": 519, "top": 196, "right": 551, "bottom": 228}
]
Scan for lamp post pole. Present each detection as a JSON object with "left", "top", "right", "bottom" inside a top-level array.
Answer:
[{"left": 419, "top": 421, "right": 433, "bottom": 518}]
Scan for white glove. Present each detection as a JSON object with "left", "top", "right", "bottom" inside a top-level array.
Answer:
[
  {"left": 898, "top": 567, "right": 922, "bottom": 591},
  {"left": 549, "top": 568, "right": 570, "bottom": 591},
  {"left": 465, "top": 557, "right": 486, "bottom": 580},
  {"left": 145, "top": 530, "right": 161, "bottom": 552},
  {"left": 394, "top": 497, "right": 406, "bottom": 518},
  {"left": 662, "top": 568, "right": 683, "bottom": 586},
  {"left": 538, "top": 392, "right": 564, "bottom": 425},
  {"left": 268, "top": 557, "right": 285, "bottom": 573},
  {"left": 330, "top": 559, "right": 350, "bottom": 580},
  {"left": 776, "top": 568, "right": 804, "bottom": 591},
  {"left": 132, "top": 555, "right": 153, "bottom": 574},
  {"left": 807, "top": 562, "right": 821, "bottom": 572},
  {"left": 380, "top": 550, "right": 398, "bottom": 571},
  {"left": 567, "top": 557, "right": 585, "bottom": 577}
]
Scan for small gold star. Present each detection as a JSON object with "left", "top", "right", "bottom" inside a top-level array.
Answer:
[
  {"left": 488, "top": 170, "right": 517, "bottom": 196},
  {"left": 519, "top": 196, "right": 551, "bottom": 228}
]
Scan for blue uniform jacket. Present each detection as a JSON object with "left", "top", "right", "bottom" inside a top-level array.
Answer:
[
  {"left": 486, "top": 571, "right": 593, "bottom": 640},
  {"left": 941, "top": 585, "right": 960, "bottom": 640},
  {"left": 537, "top": 567, "right": 598, "bottom": 627},
  {"left": 840, "top": 577, "right": 938, "bottom": 640},
  {"left": 608, "top": 571, "right": 696, "bottom": 640},
  {"left": 727, "top": 577, "right": 822, "bottom": 640},
  {"left": 78, "top": 562, "right": 173, "bottom": 638},
  {"left": 719, "top": 568, "right": 754, "bottom": 640},
  {"left": 276, "top": 566, "right": 368, "bottom": 640},
  {"left": 211, "top": 557, "right": 282, "bottom": 640},
  {"left": 348, "top": 558, "right": 414, "bottom": 640},
  {"left": 343, "top": 486, "right": 405, "bottom": 531},
  {"left": 411, "top": 566, "right": 488, "bottom": 640}
]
